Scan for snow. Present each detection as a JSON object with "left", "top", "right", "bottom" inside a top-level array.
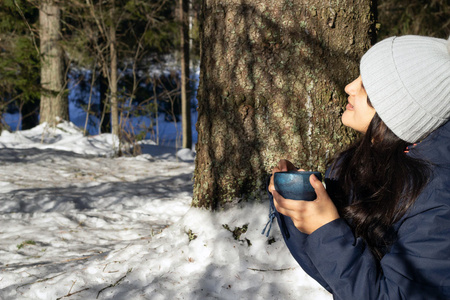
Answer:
[{"left": 0, "top": 121, "right": 331, "bottom": 299}]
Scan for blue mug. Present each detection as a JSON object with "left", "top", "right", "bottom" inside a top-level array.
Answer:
[{"left": 273, "top": 171, "right": 322, "bottom": 200}]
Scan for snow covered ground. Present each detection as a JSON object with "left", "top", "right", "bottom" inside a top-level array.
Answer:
[{"left": 0, "top": 122, "right": 331, "bottom": 299}]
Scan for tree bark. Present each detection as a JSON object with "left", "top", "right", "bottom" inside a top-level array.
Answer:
[
  {"left": 194, "top": 0, "right": 377, "bottom": 209},
  {"left": 39, "top": 0, "right": 68, "bottom": 125},
  {"left": 181, "top": 0, "right": 192, "bottom": 149},
  {"left": 109, "top": 4, "right": 120, "bottom": 137}
]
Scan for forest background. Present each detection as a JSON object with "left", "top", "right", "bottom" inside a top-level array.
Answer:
[{"left": 0, "top": 0, "right": 449, "bottom": 208}]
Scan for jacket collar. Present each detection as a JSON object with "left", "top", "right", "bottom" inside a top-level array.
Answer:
[{"left": 407, "top": 120, "right": 450, "bottom": 166}]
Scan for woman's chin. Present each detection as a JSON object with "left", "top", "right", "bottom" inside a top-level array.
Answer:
[{"left": 341, "top": 112, "right": 351, "bottom": 128}]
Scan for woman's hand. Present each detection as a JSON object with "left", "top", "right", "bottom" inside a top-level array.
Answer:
[
  {"left": 268, "top": 159, "right": 299, "bottom": 194},
  {"left": 272, "top": 174, "right": 340, "bottom": 234}
]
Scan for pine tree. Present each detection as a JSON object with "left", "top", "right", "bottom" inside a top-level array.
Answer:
[{"left": 0, "top": 0, "right": 40, "bottom": 131}]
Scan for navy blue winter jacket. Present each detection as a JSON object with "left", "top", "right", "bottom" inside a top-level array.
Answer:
[{"left": 270, "top": 120, "right": 450, "bottom": 299}]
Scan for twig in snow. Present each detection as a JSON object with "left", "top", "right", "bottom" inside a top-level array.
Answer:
[
  {"left": 247, "top": 267, "right": 294, "bottom": 272},
  {"left": 16, "top": 272, "right": 66, "bottom": 290},
  {"left": 96, "top": 268, "right": 132, "bottom": 299},
  {"left": 56, "top": 285, "right": 90, "bottom": 300},
  {"left": 61, "top": 256, "right": 93, "bottom": 263},
  {"left": 4, "top": 255, "right": 94, "bottom": 271},
  {"left": 69, "top": 280, "right": 76, "bottom": 295}
]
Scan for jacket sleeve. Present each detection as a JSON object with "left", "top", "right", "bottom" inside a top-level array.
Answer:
[
  {"left": 269, "top": 193, "right": 332, "bottom": 292},
  {"left": 267, "top": 169, "right": 347, "bottom": 293},
  {"left": 304, "top": 186, "right": 450, "bottom": 299}
]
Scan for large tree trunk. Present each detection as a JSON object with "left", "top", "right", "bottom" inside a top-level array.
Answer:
[
  {"left": 39, "top": 0, "right": 68, "bottom": 125},
  {"left": 194, "top": 0, "right": 376, "bottom": 209},
  {"left": 181, "top": 0, "right": 192, "bottom": 149}
]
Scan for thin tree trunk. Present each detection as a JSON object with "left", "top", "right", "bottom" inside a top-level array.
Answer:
[
  {"left": 98, "top": 74, "right": 111, "bottom": 134},
  {"left": 39, "top": 0, "right": 68, "bottom": 125},
  {"left": 194, "top": 0, "right": 377, "bottom": 209},
  {"left": 109, "top": 4, "right": 119, "bottom": 138},
  {"left": 181, "top": 0, "right": 192, "bottom": 149},
  {"left": 84, "top": 66, "right": 97, "bottom": 136}
]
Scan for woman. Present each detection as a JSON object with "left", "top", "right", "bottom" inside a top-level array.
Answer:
[{"left": 268, "top": 35, "right": 450, "bottom": 299}]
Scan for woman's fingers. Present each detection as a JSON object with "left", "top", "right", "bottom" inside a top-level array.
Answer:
[
  {"left": 272, "top": 190, "right": 292, "bottom": 216},
  {"left": 272, "top": 190, "right": 303, "bottom": 214},
  {"left": 277, "top": 160, "right": 288, "bottom": 172},
  {"left": 310, "top": 174, "right": 326, "bottom": 199},
  {"left": 269, "top": 166, "right": 281, "bottom": 194},
  {"left": 272, "top": 190, "right": 294, "bottom": 210},
  {"left": 272, "top": 181, "right": 340, "bottom": 234},
  {"left": 277, "top": 159, "right": 297, "bottom": 172}
]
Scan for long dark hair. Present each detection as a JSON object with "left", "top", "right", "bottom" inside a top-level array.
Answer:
[{"left": 330, "top": 113, "right": 431, "bottom": 260}]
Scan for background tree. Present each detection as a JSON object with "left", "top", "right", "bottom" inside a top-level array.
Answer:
[
  {"left": 193, "top": 0, "right": 376, "bottom": 209},
  {"left": 378, "top": 0, "right": 450, "bottom": 39},
  {"left": 180, "top": 0, "right": 192, "bottom": 149},
  {"left": 39, "top": 0, "right": 69, "bottom": 125},
  {"left": 63, "top": 0, "right": 178, "bottom": 140},
  {"left": 69, "top": 0, "right": 123, "bottom": 137},
  {"left": 0, "top": 0, "right": 40, "bottom": 131}
]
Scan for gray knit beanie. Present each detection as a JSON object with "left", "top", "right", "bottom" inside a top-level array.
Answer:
[{"left": 360, "top": 35, "right": 450, "bottom": 143}]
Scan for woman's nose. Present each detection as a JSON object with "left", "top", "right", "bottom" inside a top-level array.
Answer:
[
  {"left": 345, "top": 76, "right": 361, "bottom": 95},
  {"left": 345, "top": 82, "right": 353, "bottom": 95}
]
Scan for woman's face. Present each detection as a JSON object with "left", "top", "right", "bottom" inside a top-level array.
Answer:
[{"left": 342, "top": 76, "right": 376, "bottom": 133}]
